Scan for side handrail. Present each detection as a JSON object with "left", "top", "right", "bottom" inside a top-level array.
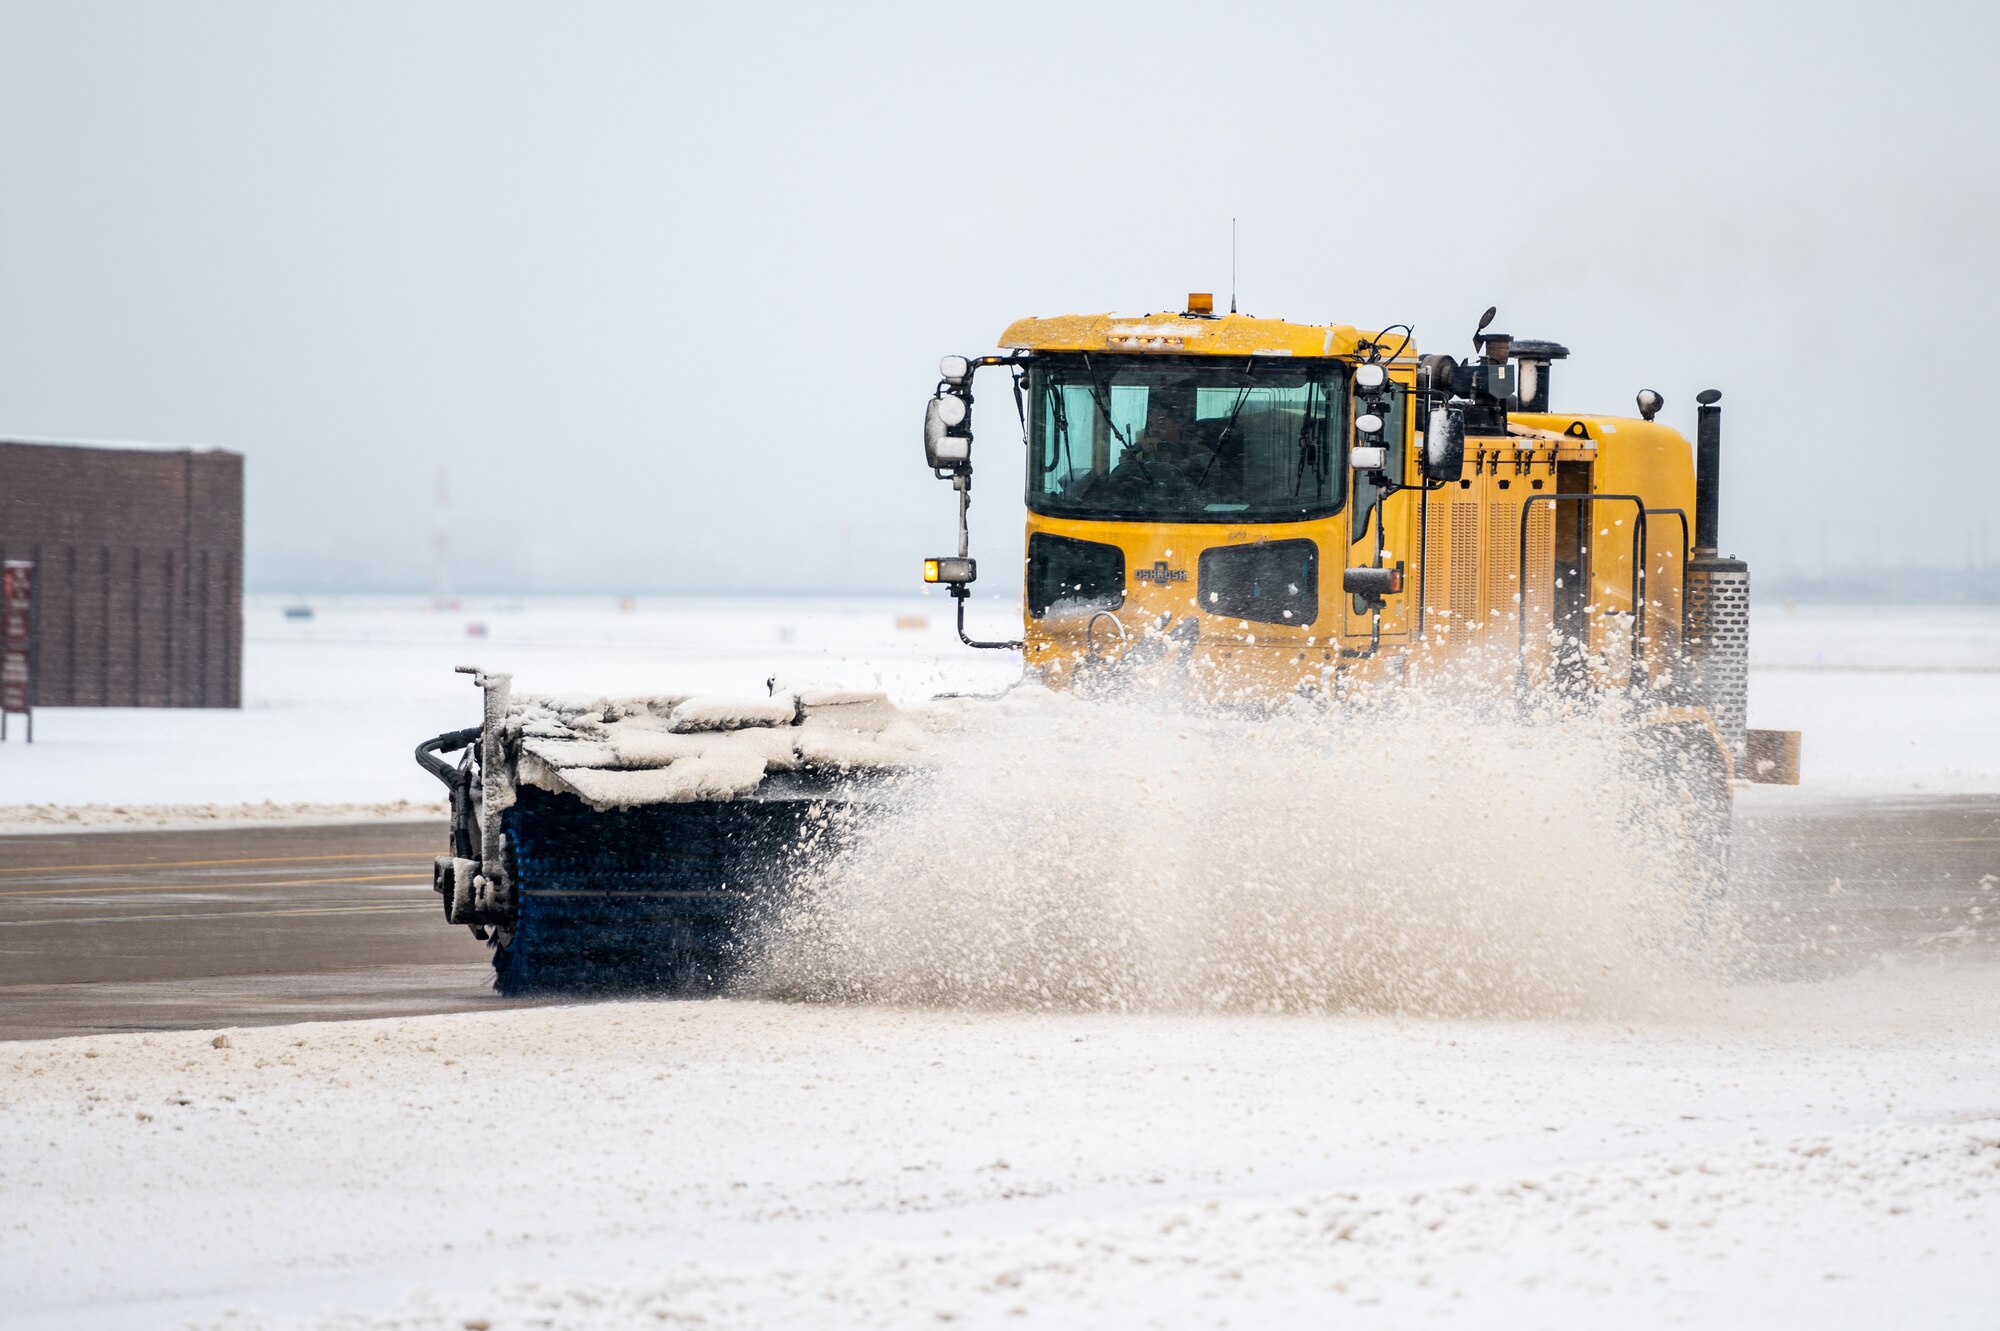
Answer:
[
  {"left": 1645, "top": 507, "right": 1691, "bottom": 616},
  {"left": 1516, "top": 493, "right": 1648, "bottom": 690},
  {"left": 1645, "top": 507, "right": 1691, "bottom": 567}
]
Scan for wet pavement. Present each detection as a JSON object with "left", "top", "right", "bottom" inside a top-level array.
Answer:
[
  {"left": 0, "top": 798, "right": 1994, "bottom": 1041},
  {"left": 0, "top": 821, "right": 502, "bottom": 1040},
  {"left": 1731, "top": 793, "right": 2000, "bottom": 979}
]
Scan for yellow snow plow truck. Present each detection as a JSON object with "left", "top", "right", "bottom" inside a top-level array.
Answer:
[{"left": 417, "top": 295, "right": 1800, "bottom": 992}]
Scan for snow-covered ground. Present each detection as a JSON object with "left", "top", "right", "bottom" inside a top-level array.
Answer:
[
  {"left": 2, "top": 599, "right": 1997, "bottom": 1328},
  {"left": 0, "top": 594, "right": 1021, "bottom": 827},
  {"left": 0, "top": 597, "right": 1994, "bottom": 828},
  {"left": 1745, "top": 603, "right": 2000, "bottom": 798},
  {"left": 3, "top": 975, "right": 1997, "bottom": 1330}
]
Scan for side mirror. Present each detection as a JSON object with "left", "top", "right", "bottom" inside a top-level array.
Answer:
[
  {"left": 1424, "top": 405, "right": 1465, "bottom": 483},
  {"left": 924, "top": 396, "right": 970, "bottom": 469}
]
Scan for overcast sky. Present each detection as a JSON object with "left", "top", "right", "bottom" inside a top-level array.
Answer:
[{"left": 2, "top": 1, "right": 1994, "bottom": 594}]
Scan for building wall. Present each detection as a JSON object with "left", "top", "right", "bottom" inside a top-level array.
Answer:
[{"left": 0, "top": 441, "right": 244, "bottom": 707}]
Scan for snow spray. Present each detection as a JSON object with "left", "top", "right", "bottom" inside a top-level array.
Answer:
[{"left": 750, "top": 667, "right": 1736, "bottom": 1019}]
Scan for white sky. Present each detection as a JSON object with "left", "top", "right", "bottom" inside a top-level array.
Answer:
[{"left": 2, "top": 1, "right": 1994, "bottom": 593}]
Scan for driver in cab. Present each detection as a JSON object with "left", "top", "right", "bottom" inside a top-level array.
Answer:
[{"left": 1084, "top": 390, "right": 1209, "bottom": 507}]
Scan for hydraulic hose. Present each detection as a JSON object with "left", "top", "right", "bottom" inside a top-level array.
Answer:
[{"left": 415, "top": 727, "right": 482, "bottom": 789}]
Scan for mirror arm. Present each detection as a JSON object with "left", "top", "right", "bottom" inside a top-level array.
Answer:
[
  {"left": 954, "top": 474, "right": 971, "bottom": 559},
  {"left": 929, "top": 353, "right": 1032, "bottom": 653},
  {"left": 930, "top": 353, "right": 1033, "bottom": 476},
  {"left": 953, "top": 585, "right": 1022, "bottom": 651},
  {"left": 936, "top": 353, "right": 1031, "bottom": 398}
]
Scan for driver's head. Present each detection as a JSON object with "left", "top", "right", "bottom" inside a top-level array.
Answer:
[{"left": 1144, "top": 388, "right": 1194, "bottom": 448}]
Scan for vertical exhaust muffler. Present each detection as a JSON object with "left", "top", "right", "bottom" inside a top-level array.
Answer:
[{"left": 1683, "top": 390, "right": 1750, "bottom": 762}]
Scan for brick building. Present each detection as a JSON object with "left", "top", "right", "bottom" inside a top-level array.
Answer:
[{"left": 0, "top": 439, "right": 243, "bottom": 708}]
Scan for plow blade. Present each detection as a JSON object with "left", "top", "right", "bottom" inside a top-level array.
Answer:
[
  {"left": 421, "top": 669, "right": 911, "bottom": 994},
  {"left": 494, "top": 785, "right": 830, "bottom": 994}
]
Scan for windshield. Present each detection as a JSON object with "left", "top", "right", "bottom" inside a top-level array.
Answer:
[{"left": 1027, "top": 354, "right": 1345, "bottom": 522}]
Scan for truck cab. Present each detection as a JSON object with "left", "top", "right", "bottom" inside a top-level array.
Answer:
[{"left": 925, "top": 296, "right": 1704, "bottom": 706}]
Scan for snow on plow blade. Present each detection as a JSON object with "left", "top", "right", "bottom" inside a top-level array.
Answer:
[{"left": 417, "top": 669, "right": 912, "bottom": 995}]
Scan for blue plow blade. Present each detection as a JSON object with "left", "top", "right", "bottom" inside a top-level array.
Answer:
[{"left": 490, "top": 786, "right": 826, "bottom": 995}]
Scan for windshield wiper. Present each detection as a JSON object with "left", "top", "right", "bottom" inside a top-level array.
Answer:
[
  {"left": 1045, "top": 374, "right": 1078, "bottom": 486},
  {"left": 1293, "top": 379, "right": 1324, "bottom": 496},
  {"left": 1196, "top": 360, "right": 1259, "bottom": 488},
  {"left": 1079, "top": 353, "right": 1148, "bottom": 480}
]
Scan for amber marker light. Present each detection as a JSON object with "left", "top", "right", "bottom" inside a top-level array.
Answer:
[{"left": 923, "top": 557, "right": 975, "bottom": 585}]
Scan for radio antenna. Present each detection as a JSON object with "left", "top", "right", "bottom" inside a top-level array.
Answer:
[{"left": 1229, "top": 218, "right": 1238, "bottom": 314}]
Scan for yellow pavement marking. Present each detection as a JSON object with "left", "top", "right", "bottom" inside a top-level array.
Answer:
[
  {"left": 0, "top": 851, "right": 428, "bottom": 876},
  {"left": 0, "top": 873, "right": 426, "bottom": 899},
  {"left": 0, "top": 902, "right": 439, "bottom": 928}
]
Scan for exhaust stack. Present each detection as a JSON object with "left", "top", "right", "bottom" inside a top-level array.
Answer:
[
  {"left": 1694, "top": 388, "right": 1724, "bottom": 554},
  {"left": 1512, "top": 339, "right": 1570, "bottom": 414},
  {"left": 1683, "top": 389, "right": 1750, "bottom": 760}
]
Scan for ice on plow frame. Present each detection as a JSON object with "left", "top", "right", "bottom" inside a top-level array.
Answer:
[{"left": 416, "top": 293, "right": 1803, "bottom": 992}]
